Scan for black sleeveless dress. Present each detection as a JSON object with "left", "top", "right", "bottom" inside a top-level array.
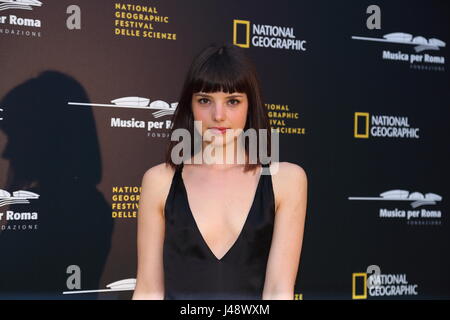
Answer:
[{"left": 163, "top": 163, "right": 275, "bottom": 300}]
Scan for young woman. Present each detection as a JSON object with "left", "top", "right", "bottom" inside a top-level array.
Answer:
[{"left": 132, "top": 43, "right": 307, "bottom": 300}]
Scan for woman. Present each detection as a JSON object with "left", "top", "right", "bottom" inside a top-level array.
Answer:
[{"left": 132, "top": 43, "right": 307, "bottom": 300}]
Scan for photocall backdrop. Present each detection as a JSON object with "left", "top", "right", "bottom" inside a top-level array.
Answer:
[{"left": 0, "top": 0, "right": 449, "bottom": 300}]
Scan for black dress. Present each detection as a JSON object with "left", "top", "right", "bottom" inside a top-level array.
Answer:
[{"left": 163, "top": 163, "right": 275, "bottom": 300}]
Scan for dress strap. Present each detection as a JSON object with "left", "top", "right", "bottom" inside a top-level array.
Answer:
[{"left": 261, "top": 162, "right": 271, "bottom": 175}]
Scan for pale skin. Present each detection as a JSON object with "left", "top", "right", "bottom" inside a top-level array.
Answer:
[{"left": 132, "top": 91, "right": 308, "bottom": 300}]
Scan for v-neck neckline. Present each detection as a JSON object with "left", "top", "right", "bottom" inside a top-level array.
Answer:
[{"left": 179, "top": 163, "right": 264, "bottom": 262}]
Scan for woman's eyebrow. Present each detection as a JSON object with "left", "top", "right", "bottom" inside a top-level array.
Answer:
[
  {"left": 193, "top": 93, "right": 244, "bottom": 98},
  {"left": 193, "top": 93, "right": 212, "bottom": 97}
]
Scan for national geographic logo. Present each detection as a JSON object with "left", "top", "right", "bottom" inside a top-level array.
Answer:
[
  {"left": 114, "top": 2, "right": 176, "bottom": 40},
  {"left": 266, "top": 103, "right": 305, "bottom": 135},
  {"left": 354, "top": 112, "right": 420, "bottom": 139},
  {"left": 352, "top": 266, "right": 419, "bottom": 299},
  {"left": 111, "top": 186, "right": 141, "bottom": 219},
  {"left": 233, "top": 19, "right": 306, "bottom": 51},
  {"left": 352, "top": 273, "right": 368, "bottom": 299}
]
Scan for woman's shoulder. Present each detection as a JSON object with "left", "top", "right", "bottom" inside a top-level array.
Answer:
[
  {"left": 268, "top": 161, "right": 307, "bottom": 181},
  {"left": 142, "top": 162, "right": 176, "bottom": 182},
  {"left": 139, "top": 162, "right": 179, "bottom": 215},
  {"left": 141, "top": 162, "right": 177, "bottom": 206},
  {"left": 268, "top": 161, "right": 307, "bottom": 208}
]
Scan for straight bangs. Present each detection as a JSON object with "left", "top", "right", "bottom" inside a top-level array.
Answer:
[{"left": 190, "top": 54, "right": 251, "bottom": 95}]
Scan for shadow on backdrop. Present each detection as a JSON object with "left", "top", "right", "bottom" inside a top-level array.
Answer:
[{"left": 0, "top": 71, "right": 113, "bottom": 299}]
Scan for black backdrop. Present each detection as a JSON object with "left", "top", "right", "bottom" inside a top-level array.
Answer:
[{"left": 0, "top": 0, "right": 449, "bottom": 300}]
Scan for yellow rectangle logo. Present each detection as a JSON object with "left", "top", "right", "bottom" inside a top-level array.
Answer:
[
  {"left": 352, "top": 273, "right": 367, "bottom": 299},
  {"left": 233, "top": 19, "right": 250, "bottom": 48},
  {"left": 354, "top": 112, "right": 369, "bottom": 138}
]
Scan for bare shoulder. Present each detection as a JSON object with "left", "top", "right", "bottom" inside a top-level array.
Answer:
[
  {"left": 268, "top": 161, "right": 308, "bottom": 211},
  {"left": 142, "top": 162, "right": 175, "bottom": 183},
  {"left": 269, "top": 161, "right": 307, "bottom": 185},
  {"left": 141, "top": 162, "right": 177, "bottom": 214}
]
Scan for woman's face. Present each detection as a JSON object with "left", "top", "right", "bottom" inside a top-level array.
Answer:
[{"left": 191, "top": 91, "right": 248, "bottom": 147}]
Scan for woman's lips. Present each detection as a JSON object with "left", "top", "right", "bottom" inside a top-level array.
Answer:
[{"left": 209, "top": 127, "right": 229, "bottom": 134}]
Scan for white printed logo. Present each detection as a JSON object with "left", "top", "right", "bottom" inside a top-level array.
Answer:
[
  {"left": 348, "top": 189, "right": 442, "bottom": 208},
  {"left": 68, "top": 96, "right": 178, "bottom": 118},
  {"left": 63, "top": 278, "right": 136, "bottom": 295},
  {"left": 352, "top": 32, "right": 446, "bottom": 53},
  {"left": 0, "top": 0, "right": 42, "bottom": 12},
  {"left": 349, "top": 189, "right": 443, "bottom": 226},
  {"left": 0, "top": 189, "right": 40, "bottom": 207},
  {"left": 351, "top": 31, "right": 446, "bottom": 71}
]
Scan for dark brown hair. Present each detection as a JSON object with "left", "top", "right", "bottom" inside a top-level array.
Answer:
[{"left": 164, "top": 43, "right": 272, "bottom": 172}]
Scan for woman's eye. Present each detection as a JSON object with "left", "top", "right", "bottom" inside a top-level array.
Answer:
[
  {"left": 198, "top": 98, "right": 209, "bottom": 104},
  {"left": 228, "top": 99, "right": 240, "bottom": 105}
]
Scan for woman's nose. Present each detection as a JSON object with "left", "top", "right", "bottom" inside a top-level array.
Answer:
[{"left": 212, "top": 102, "right": 225, "bottom": 121}]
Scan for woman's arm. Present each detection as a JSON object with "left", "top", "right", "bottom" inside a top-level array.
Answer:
[
  {"left": 262, "top": 162, "right": 308, "bottom": 300},
  {"left": 132, "top": 164, "right": 171, "bottom": 300}
]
